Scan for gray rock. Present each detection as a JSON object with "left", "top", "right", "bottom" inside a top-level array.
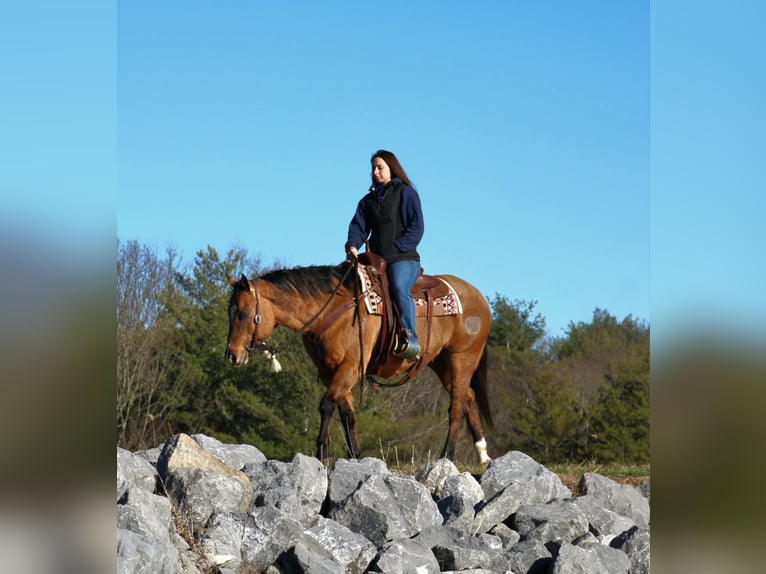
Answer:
[
  {"left": 414, "top": 525, "right": 510, "bottom": 572},
  {"left": 513, "top": 500, "right": 590, "bottom": 548},
  {"left": 326, "top": 456, "right": 390, "bottom": 508},
  {"left": 199, "top": 512, "right": 246, "bottom": 569},
  {"left": 372, "top": 538, "right": 441, "bottom": 573},
  {"left": 192, "top": 433, "right": 267, "bottom": 470},
  {"left": 414, "top": 457, "right": 460, "bottom": 499},
  {"left": 577, "top": 473, "right": 650, "bottom": 526},
  {"left": 568, "top": 494, "right": 636, "bottom": 542},
  {"left": 487, "top": 522, "right": 521, "bottom": 549},
  {"left": 551, "top": 542, "right": 631, "bottom": 573},
  {"left": 636, "top": 478, "right": 650, "bottom": 499},
  {"left": 481, "top": 450, "right": 572, "bottom": 502},
  {"left": 240, "top": 506, "right": 306, "bottom": 569},
  {"left": 243, "top": 452, "right": 328, "bottom": 522},
  {"left": 303, "top": 515, "right": 377, "bottom": 573},
  {"left": 157, "top": 433, "right": 254, "bottom": 532},
  {"left": 117, "top": 487, "right": 174, "bottom": 542},
  {"left": 329, "top": 473, "right": 442, "bottom": 547},
  {"left": 472, "top": 481, "right": 528, "bottom": 534},
  {"left": 611, "top": 525, "right": 650, "bottom": 574},
  {"left": 116, "top": 437, "right": 650, "bottom": 574},
  {"left": 277, "top": 536, "right": 345, "bottom": 574},
  {"left": 134, "top": 446, "right": 162, "bottom": 467},
  {"left": 438, "top": 471, "right": 485, "bottom": 532},
  {"left": 117, "top": 528, "right": 180, "bottom": 574},
  {"left": 117, "top": 447, "right": 157, "bottom": 501},
  {"left": 505, "top": 539, "right": 553, "bottom": 574}
]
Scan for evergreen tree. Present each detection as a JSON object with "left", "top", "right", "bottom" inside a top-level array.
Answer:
[
  {"left": 590, "top": 349, "right": 650, "bottom": 463},
  {"left": 509, "top": 369, "right": 585, "bottom": 461}
]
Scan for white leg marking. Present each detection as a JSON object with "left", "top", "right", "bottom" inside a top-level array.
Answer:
[{"left": 475, "top": 438, "right": 491, "bottom": 465}]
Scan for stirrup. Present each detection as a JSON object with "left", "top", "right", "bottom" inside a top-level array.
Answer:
[
  {"left": 392, "top": 332, "right": 409, "bottom": 357},
  {"left": 399, "top": 341, "right": 420, "bottom": 360}
]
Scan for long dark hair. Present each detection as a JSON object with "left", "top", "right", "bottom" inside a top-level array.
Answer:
[{"left": 371, "top": 149, "right": 415, "bottom": 189}]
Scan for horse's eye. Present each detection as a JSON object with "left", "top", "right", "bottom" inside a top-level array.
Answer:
[{"left": 229, "top": 305, "right": 238, "bottom": 321}]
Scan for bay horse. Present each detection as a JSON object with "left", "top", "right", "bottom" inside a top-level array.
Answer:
[{"left": 224, "top": 260, "right": 493, "bottom": 464}]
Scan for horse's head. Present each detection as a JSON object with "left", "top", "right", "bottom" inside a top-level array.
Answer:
[{"left": 224, "top": 274, "right": 273, "bottom": 366}]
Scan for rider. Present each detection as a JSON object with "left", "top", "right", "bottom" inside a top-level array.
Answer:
[{"left": 345, "top": 150, "right": 425, "bottom": 360}]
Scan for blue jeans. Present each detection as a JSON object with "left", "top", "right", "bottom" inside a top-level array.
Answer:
[{"left": 388, "top": 260, "right": 420, "bottom": 345}]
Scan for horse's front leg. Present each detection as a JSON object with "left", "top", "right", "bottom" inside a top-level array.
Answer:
[
  {"left": 337, "top": 393, "right": 361, "bottom": 459},
  {"left": 316, "top": 394, "right": 336, "bottom": 461}
]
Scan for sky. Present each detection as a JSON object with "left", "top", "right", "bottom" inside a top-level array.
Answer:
[
  {"left": 115, "top": 1, "right": 649, "bottom": 338},
  {"left": 2, "top": 0, "right": 763, "bottom": 346}
]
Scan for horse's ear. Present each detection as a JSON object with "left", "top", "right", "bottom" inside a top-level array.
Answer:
[
  {"left": 240, "top": 274, "right": 252, "bottom": 291},
  {"left": 227, "top": 274, "right": 237, "bottom": 286}
]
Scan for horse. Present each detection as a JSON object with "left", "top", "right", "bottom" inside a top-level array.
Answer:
[{"left": 224, "top": 260, "right": 493, "bottom": 465}]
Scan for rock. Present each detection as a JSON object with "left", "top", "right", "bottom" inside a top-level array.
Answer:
[
  {"left": 192, "top": 433, "right": 267, "bottom": 470},
  {"left": 504, "top": 539, "right": 553, "bottom": 574},
  {"left": 551, "top": 541, "right": 631, "bottom": 573},
  {"left": 371, "top": 538, "right": 441, "bottom": 573},
  {"left": 487, "top": 522, "right": 521, "bottom": 549},
  {"left": 636, "top": 478, "right": 651, "bottom": 499},
  {"left": 239, "top": 506, "right": 306, "bottom": 570},
  {"left": 243, "top": 452, "right": 327, "bottom": 522},
  {"left": 568, "top": 494, "right": 637, "bottom": 543},
  {"left": 513, "top": 500, "right": 590, "bottom": 549},
  {"left": 329, "top": 473, "right": 442, "bottom": 547},
  {"left": 303, "top": 515, "right": 377, "bottom": 573},
  {"left": 199, "top": 512, "right": 246, "bottom": 570},
  {"left": 117, "top": 487, "right": 174, "bottom": 542},
  {"left": 480, "top": 450, "right": 572, "bottom": 502},
  {"left": 472, "top": 481, "right": 528, "bottom": 534},
  {"left": 156, "top": 433, "right": 254, "bottom": 532},
  {"left": 438, "top": 471, "right": 485, "bottom": 532},
  {"left": 277, "top": 536, "right": 345, "bottom": 574},
  {"left": 611, "top": 525, "right": 651, "bottom": 574},
  {"left": 577, "top": 473, "right": 650, "bottom": 526},
  {"left": 116, "top": 436, "right": 651, "bottom": 573},
  {"left": 117, "top": 528, "right": 180, "bottom": 574},
  {"left": 414, "top": 457, "right": 460, "bottom": 499},
  {"left": 414, "top": 525, "right": 510, "bottom": 572},
  {"left": 326, "top": 457, "right": 390, "bottom": 509},
  {"left": 117, "top": 447, "right": 157, "bottom": 501}
]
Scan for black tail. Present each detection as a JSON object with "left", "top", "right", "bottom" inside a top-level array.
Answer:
[{"left": 470, "top": 346, "right": 493, "bottom": 429}]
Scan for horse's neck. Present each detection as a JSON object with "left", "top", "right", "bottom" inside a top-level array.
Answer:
[{"left": 261, "top": 282, "right": 327, "bottom": 332}]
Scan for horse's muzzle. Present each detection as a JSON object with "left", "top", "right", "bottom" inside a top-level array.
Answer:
[{"left": 224, "top": 346, "right": 248, "bottom": 366}]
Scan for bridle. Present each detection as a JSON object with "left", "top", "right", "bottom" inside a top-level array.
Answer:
[{"left": 244, "top": 281, "right": 278, "bottom": 357}]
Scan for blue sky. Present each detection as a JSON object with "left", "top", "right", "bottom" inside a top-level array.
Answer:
[
  {"left": 116, "top": 1, "right": 648, "bottom": 338},
  {"left": 3, "top": 1, "right": 763, "bottom": 345}
]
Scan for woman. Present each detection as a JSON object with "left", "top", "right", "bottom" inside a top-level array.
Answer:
[{"left": 345, "top": 150, "right": 425, "bottom": 360}]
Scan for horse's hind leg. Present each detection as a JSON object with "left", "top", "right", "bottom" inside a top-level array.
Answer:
[{"left": 432, "top": 352, "right": 490, "bottom": 464}]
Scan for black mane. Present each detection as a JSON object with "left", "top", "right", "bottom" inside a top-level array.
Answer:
[{"left": 260, "top": 261, "right": 355, "bottom": 297}]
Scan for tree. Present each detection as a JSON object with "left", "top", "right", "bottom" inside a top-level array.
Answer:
[
  {"left": 486, "top": 294, "right": 546, "bottom": 369},
  {"left": 117, "top": 239, "right": 187, "bottom": 449},
  {"left": 590, "top": 349, "right": 650, "bottom": 463},
  {"left": 508, "top": 369, "right": 585, "bottom": 462}
]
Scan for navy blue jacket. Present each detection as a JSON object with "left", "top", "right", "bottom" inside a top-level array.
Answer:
[{"left": 346, "top": 178, "right": 424, "bottom": 263}]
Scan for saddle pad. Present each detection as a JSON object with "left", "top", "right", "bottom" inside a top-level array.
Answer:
[{"left": 356, "top": 265, "right": 462, "bottom": 317}]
